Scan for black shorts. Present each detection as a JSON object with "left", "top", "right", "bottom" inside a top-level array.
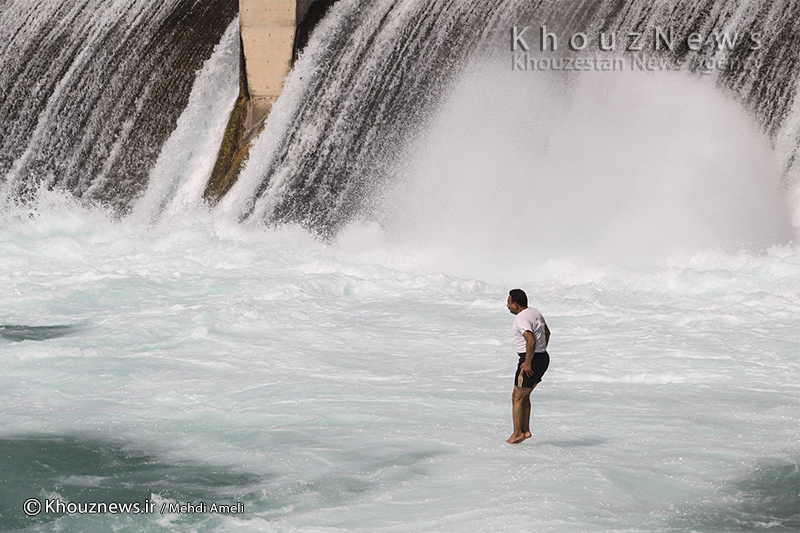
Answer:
[{"left": 515, "top": 351, "right": 549, "bottom": 388}]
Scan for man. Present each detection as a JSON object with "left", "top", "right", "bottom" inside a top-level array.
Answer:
[{"left": 505, "top": 288, "right": 550, "bottom": 444}]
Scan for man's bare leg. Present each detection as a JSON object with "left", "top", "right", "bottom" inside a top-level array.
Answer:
[
  {"left": 506, "top": 385, "right": 533, "bottom": 443},
  {"left": 521, "top": 394, "right": 532, "bottom": 438},
  {"left": 521, "top": 382, "right": 537, "bottom": 438}
]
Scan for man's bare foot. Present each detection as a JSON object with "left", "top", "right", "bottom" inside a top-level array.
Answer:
[{"left": 505, "top": 431, "right": 530, "bottom": 444}]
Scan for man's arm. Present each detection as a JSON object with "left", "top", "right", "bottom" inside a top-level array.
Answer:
[
  {"left": 545, "top": 324, "right": 551, "bottom": 348},
  {"left": 521, "top": 330, "right": 536, "bottom": 376}
]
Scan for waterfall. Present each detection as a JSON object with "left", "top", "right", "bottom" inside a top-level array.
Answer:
[
  {"left": 0, "top": 0, "right": 237, "bottom": 213},
  {"left": 1, "top": 0, "right": 798, "bottom": 240},
  {"left": 223, "top": 0, "right": 799, "bottom": 239}
]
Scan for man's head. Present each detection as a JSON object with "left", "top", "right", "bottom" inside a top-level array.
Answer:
[{"left": 507, "top": 288, "right": 528, "bottom": 315}]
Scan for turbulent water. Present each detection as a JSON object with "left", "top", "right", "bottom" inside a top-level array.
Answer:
[{"left": 1, "top": 0, "right": 799, "bottom": 532}]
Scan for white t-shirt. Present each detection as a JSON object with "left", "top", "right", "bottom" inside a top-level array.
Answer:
[{"left": 512, "top": 307, "right": 547, "bottom": 353}]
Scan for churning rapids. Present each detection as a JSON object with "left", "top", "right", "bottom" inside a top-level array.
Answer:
[{"left": 1, "top": 0, "right": 798, "bottom": 532}]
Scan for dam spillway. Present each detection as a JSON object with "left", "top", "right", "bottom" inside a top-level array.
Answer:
[
  {"left": 203, "top": 0, "right": 327, "bottom": 203},
  {"left": 0, "top": 0, "right": 239, "bottom": 212},
  {"left": 0, "top": 0, "right": 798, "bottom": 236}
]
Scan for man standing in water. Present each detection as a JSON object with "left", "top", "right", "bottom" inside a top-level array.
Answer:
[{"left": 506, "top": 288, "right": 550, "bottom": 444}]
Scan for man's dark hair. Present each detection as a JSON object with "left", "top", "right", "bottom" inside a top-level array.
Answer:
[{"left": 509, "top": 288, "right": 527, "bottom": 308}]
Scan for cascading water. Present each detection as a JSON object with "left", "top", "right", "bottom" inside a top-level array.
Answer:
[
  {"left": 0, "top": 1, "right": 798, "bottom": 532},
  {"left": 2, "top": 0, "right": 798, "bottom": 230},
  {"left": 220, "top": 0, "right": 800, "bottom": 239},
  {"left": 0, "top": 0, "right": 237, "bottom": 212}
]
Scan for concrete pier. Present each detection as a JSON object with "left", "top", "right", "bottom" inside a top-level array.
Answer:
[
  {"left": 239, "top": 0, "right": 296, "bottom": 137},
  {"left": 204, "top": 0, "right": 323, "bottom": 204}
]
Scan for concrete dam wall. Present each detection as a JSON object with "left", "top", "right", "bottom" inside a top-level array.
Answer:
[{"left": 204, "top": 0, "right": 327, "bottom": 203}]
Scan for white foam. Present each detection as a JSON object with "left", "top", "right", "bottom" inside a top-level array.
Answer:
[{"left": 1, "top": 197, "right": 797, "bottom": 533}]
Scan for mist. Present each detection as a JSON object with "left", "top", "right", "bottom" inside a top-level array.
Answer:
[{"left": 367, "top": 62, "right": 794, "bottom": 278}]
